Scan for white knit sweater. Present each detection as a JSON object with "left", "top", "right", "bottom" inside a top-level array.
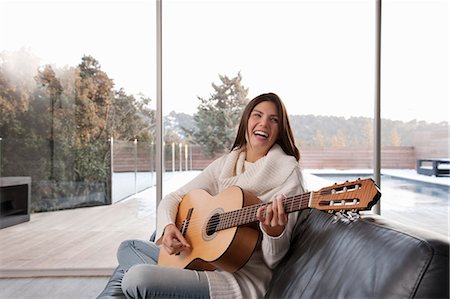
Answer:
[{"left": 156, "top": 144, "right": 306, "bottom": 299}]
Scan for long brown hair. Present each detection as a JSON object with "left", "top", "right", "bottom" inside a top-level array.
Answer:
[{"left": 230, "top": 92, "right": 300, "bottom": 161}]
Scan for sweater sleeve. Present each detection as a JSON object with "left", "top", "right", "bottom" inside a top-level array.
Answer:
[
  {"left": 260, "top": 167, "right": 306, "bottom": 269},
  {"left": 155, "top": 156, "right": 225, "bottom": 241}
]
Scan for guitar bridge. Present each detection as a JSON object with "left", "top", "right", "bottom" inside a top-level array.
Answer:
[{"left": 180, "top": 208, "right": 194, "bottom": 236}]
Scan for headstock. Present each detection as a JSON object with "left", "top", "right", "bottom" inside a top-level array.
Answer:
[{"left": 310, "top": 178, "right": 381, "bottom": 214}]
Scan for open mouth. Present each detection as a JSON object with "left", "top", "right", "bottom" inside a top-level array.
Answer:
[{"left": 254, "top": 130, "right": 269, "bottom": 139}]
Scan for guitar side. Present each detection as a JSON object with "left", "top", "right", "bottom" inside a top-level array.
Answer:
[{"left": 158, "top": 186, "right": 261, "bottom": 272}]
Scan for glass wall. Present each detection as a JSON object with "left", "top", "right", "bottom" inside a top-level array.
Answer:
[
  {"left": 2, "top": 0, "right": 446, "bottom": 238},
  {"left": 162, "top": 0, "right": 375, "bottom": 192},
  {"left": 0, "top": 0, "right": 156, "bottom": 211},
  {"left": 379, "top": 0, "right": 449, "bottom": 236},
  {"left": 162, "top": 0, "right": 448, "bottom": 237}
]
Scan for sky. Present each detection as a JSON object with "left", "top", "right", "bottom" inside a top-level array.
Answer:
[{"left": 0, "top": 0, "right": 448, "bottom": 123}]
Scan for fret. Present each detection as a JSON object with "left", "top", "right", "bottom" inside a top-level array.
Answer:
[{"left": 217, "top": 193, "right": 311, "bottom": 231}]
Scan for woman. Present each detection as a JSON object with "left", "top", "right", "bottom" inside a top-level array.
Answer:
[{"left": 118, "top": 92, "right": 306, "bottom": 298}]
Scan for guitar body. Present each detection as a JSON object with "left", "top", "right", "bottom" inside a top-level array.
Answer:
[{"left": 158, "top": 186, "right": 262, "bottom": 272}]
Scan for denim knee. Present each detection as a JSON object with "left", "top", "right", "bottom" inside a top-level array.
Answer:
[
  {"left": 117, "top": 240, "right": 135, "bottom": 263},
  {"left": 121, "top": 264, "right": 155, "bottom": 298},
  {"left": 121, "top": 264, "right": 210, "bottom": 299}
]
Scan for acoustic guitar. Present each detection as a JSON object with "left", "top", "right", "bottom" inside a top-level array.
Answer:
[{"left": 158, "top": 178, "right": 381, "bottom": 272}]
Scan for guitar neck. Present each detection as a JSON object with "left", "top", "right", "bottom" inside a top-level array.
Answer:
[{"left": 216, "top": 191, "right": 314, "bottom": 231}]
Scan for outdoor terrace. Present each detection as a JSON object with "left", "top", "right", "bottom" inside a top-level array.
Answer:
[{"left": 0, "top": 170, "right": 448, "bottom": 298}]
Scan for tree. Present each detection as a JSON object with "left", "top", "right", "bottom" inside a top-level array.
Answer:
[
  {"left": 312, "top": 129, "right": 326, "bottom": 147},
  {"left": 109, "top": 89, "right": 155, "bottom": 142},
  {"left": 75, "top": 55, "right": 113, "bottom": 143},
  {"left": 0, "top": 50, "right": 157, "bottom": 210},
  {"left": 390, "top": 128, "right": 401, "bottom": 146},
  {"left": 331, "top": 129, "right": 347, "bottom": 147},
  {"left": 35, "top": 65, "right": 64, "bottom": 179},
  {"left": 193, "top": 73, "right": 249, "bottom": 157}
]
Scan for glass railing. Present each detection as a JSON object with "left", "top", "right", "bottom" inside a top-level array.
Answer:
[
  {"left": 0, "top": 136, "right": 110, "bottom": 212},
  {"left": 111, "top": 139, "right": 156, "bottom": 203}
]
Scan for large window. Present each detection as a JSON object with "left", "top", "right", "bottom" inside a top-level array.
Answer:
[
  {"left": 161, "top": 0, "right": 448, "bottom": 236},
  {"left": 1, "top": 0, "right": 447, "bottom": 237},
  {"left": 162, "top": 0, "right": 375, "bottom": 194},
  {"left": 0, "top": 1, "right": 156, "bottom": 213},
  {"left": 379, "top": 0, "right": 449, "bottom": 236}
]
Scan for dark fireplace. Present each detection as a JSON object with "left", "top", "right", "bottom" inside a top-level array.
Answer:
[{"left": 0, "top": 177, "right": 31, "bottom": 229}]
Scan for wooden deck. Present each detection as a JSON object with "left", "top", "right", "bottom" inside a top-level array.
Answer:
[
  {"left": 0, "top": 195, "right": 156, "bottom": 298},
  {"left": 0, "top": 196, "right": 156, "bottom": 278}
]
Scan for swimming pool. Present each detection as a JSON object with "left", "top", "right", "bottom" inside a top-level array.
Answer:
[{"left": 310, "top": 172, "right": 449, "bottom": 237}]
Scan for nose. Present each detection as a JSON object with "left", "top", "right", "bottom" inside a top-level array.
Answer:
[{"left": 260, "top": 116, "right": 270, "bottom": 127}]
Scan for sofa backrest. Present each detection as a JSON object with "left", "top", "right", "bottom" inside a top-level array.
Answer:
[{"left": 266, "top": 209, "right": 449, "bottom": 299}]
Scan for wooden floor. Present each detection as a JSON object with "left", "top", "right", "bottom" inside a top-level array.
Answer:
[
  {"left": 0, "top": 196, "right": 155, "bottom": 278},
  {"left": 0, "top": 277, "right": 110, "bottom": 299},
  {"left": 0, "top": 195, "right": 155, "bottom": 298}
]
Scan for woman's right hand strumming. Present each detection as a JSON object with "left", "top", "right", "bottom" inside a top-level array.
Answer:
[{"left": 161, "top": 224, "right": 191, "bottom": 255}]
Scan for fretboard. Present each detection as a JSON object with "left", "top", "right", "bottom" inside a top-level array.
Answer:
[{"left": 216, "top": 191, "right": 315, "bottom": 231}]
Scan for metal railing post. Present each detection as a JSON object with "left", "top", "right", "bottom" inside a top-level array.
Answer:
[
  {"left": 156, "top": 0, "right": 163, "bottom": 206},
  {"left": 373, "top": 0, "right": 382, "bottom": 215},
  {"left": 134, "top": 139, "right": 138, "bottom": 194},
  {"left": 110, "top": 136, "right": 114, "bottom": 204}
]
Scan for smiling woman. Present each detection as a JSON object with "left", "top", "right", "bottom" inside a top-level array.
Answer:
[
  {"left": 109, "top": 92, "right": 306, "bottom": 299},
  {"left": 231, "top": 93, "right": 299, "bottom": 163}
]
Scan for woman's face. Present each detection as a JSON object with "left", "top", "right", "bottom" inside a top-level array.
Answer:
[{"left": 246, "top": 100, "right": 279, "bottom": 161}]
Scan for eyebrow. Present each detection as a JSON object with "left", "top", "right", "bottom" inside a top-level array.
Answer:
[{"left": 252, "top": 108, "right": 278, "bottom": 118}]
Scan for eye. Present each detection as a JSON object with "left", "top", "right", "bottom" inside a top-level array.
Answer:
[{"left": 271, "top": 117, "right": 279, "bottom": 123}]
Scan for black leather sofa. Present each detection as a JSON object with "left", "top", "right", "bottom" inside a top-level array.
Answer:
[{"left": 98, "top": 209, "right": 449, "bottom": 298}]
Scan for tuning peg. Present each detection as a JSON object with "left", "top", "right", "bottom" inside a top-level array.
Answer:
[
  {"left": 332, "top": 211, "right": 360, "bottom": 223},
  {"left": 345, "top": 211, "right": 360, "bottom": 221},
  {"left": 332, "top": 211, "right": 349, "bottom": 223},
  {"left": 332, "top": 212, "right": 342, "bottom": 223}
]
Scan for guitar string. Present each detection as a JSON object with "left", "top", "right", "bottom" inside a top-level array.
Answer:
[
  {"left": 178, "top": 193, "right": 311, "bottom": 228},
  {"left": 176, "top": 193, "right": 313, "bottom": 234},
  {"left": 176, "top": 198, "right": 300, "bottom": 238}
]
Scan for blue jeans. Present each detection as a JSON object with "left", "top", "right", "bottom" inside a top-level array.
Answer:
[{"left": 117, "top": 239, "right": 210, "bottom": 299}]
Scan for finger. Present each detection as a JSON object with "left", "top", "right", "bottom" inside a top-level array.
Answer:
[
  {"left": 256, "top": 207, "right": 265, "bottom": 222},
  {"left": 165, "top": 225, "right": 190, "bottom": 249},
  {"left": 265, "top": 205, "right": 273, "bottom": 226},
  {"left": 173, "top": 229, "right": 190, "bottom": 248},
  {"left": 272, "top": 198, "right": 279, "bottom": 215},
  {"left": 269, "top": 198, "right": 280, "bottom": 227},
  {"left": 163, "top": 243, "right": 176, "bottom": 255},
  {"left": 276, "top": 196, "right": 287, "bottom": 226},
  {"left": 277, "top": 194, "right": 285, "bottom": 214}
]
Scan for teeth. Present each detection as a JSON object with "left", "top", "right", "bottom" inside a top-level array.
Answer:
[{"left": 254, "top": 131, "right": 268, "bottom": 137}]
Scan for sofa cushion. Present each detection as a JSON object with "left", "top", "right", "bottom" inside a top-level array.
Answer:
[{"left": 265, "top": 209, "right": 449, "bottom": 299}]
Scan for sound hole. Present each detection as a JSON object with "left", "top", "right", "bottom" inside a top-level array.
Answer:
[
  {"left": 202, "top": 208, "right": 224, "bottom": 241},
  {"left": 206, "top": 213, "right": 220, "bottom": 236}
]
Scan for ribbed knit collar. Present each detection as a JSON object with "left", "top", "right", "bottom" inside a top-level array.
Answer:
[{"left": 218, "top": 144, "right": 299, "bottom": 195}]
